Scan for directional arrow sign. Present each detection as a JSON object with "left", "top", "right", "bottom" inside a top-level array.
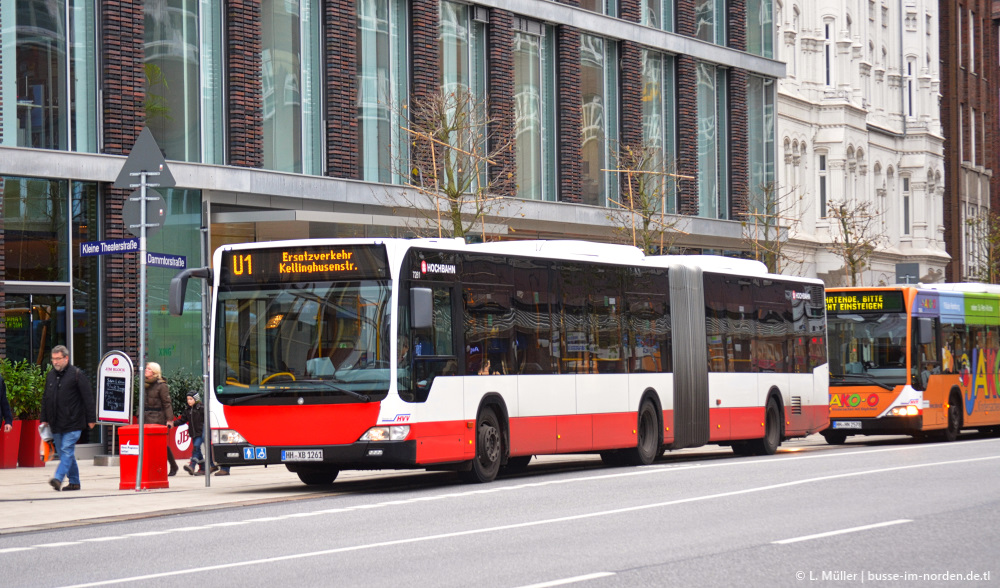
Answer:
[{"left": 113, "top": 127, "right": 176, "bottom": 189}]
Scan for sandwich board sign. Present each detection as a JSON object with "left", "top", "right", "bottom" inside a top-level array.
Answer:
[{"left": 97, "top": 351, "right": 134, "bottom": 425}]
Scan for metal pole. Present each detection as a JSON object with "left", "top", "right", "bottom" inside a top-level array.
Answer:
[
  {"left": 135, "top": 171, "right": 148, "bottom": 491},
  {"left": 201, "top": 198, "right": 212, "bottom": 487}
]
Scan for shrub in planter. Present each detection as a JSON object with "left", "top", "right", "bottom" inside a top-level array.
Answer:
[{"left": 0, "top": 359, "right": 47, "bottom": 420}]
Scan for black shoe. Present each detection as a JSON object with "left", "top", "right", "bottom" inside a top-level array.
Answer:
[
  {"left": 183, "top": 465, "right": 194, "bottom": 475},
  {"left": 49, "top": 478, "right": 61, "bottom": 492},
  {"left": 169, "top": 465, "right": 178, "bottom": 477},
  {"left": 63, "top": 483, "right": 81, "bottom": 491}
]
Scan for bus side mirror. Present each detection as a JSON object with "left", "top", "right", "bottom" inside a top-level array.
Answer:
[
  {"left": 169, "top": 267, "right": 213, "bottom": 316},
  {"left": 918, "top": 318, "right": 934, "bottom": 344},
  {"left": 410, "top": 288, "right": 433, "bottom": 329}
]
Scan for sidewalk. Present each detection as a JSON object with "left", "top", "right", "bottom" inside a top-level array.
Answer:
[{"left": 0, "top": 458, "right": 402, "bottom": 535}]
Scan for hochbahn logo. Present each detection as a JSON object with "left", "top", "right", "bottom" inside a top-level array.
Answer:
[{"left": 421, "top": 261, "right": 456, "bottom": 275}]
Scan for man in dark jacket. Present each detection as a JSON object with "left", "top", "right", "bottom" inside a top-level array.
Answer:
[
  {"left": 1, "top": 372, "right": 13, "bottom": 433},
  {"left": 40, "top": 345, "right": 95, "bottom": 492}
]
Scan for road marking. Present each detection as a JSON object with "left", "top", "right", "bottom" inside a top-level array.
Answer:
[
  {"left": 773, "top": 519, "right": 912, "bottom": 544},
  {"left": 9, "top": 438, "right": 999, "bottom": 556},
  {"left": 0, "top": 547, "right": 33, "bottom": 554},
  {"left": 514, "top": 572, "right": 616, "bottom": 588},
  {"left": 58, "top": 453, "right": 1000, "bottom": 588},
  {"left": 35, "top": 542, "right": 81, "bottom": 548}
]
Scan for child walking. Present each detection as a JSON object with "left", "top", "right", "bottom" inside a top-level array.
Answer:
[{"left": 176, "top": 391, "right": 207, "bottom": 475}]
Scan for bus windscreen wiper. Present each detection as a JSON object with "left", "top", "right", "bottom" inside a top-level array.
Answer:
[
  {"left": 231, "top": 382, "right": 371, "bottom": 404},
  {"left": 829, "top": 373, "right": 894, "bottom": 391}
]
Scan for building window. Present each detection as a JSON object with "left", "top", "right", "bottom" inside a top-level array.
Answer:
[
  {"left": 695, "top": 0, "right": 727, "bottom": 45},
  {"left": 261, "top": 0, "right": 322, "bottom": 174},
  {"left": 580, "top": 34, "right": 618, "bottom": 207},
  {"left": 144, "top": 0, "right": 225, "bottom": 164},
  {"left": 513, "top": 22, "right": 556, "bottom": 202},
  {"left": 696, "top": 62, "right": 728, "bottom": 219},
  {"left": 2, "top": 0, "right": 98, "bottom": 152},
  {"left": 902, "top": 176, "right": 910, "bottom": 236},
  {"left": 747, "top": 0, "right": 773, "bottom": 58},
  {"left": 970, "top": 107, "right": 976, "bottom": 166},
  {"left": 642, "top": 0, "right": 674, "bottom": 31},
  {"left": 824, "top": 21, "right": 833, "bottom": 86},
  {"left": 969, "top": 10, "right": 975, "bottom": 73},
  {"left": 440, "top": 2, "right": 486, "bottom": 99},
  {"left": 748, "top": 75, "right": 775, "bottom": 215},
  {"left": 641, "top": 50, "right": 677, "bottom": 213},
  {"left": 818, "top": 153, "right": 828, "bottom": 218},
  {"left": 357, "top": 0, "right": 409, "bottom": 183},
  {"left": 905, "top": 58, "right": 914, "bottom": 117},
  {"left": 581, "top": 0, "right": 617, "bottom": 17}
]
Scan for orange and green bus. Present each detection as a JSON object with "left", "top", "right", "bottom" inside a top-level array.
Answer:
[{"left": 824, "top": 285, "right": 1000, "bottom": 444}]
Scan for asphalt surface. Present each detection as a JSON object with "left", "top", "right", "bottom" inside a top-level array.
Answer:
[{"left": 3, "top": 434, "right": 999, "bottom": 587}]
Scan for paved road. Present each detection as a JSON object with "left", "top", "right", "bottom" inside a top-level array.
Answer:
[{"left": 3, "top": 434, "right": 999, "bottom": 588}]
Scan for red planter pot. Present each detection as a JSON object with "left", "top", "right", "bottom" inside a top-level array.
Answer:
[
  {"left": 18, "top": 419, "right": 45, "bottom": 467},
  {"left": 1, "top": 421, "right": 22, "bottom": 468}
]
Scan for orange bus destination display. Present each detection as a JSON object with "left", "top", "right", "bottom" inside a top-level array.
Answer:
[
  {"left": 221, "top": 245, "right": 388, "bottom": 285},
  {"left": 826, "top": 291, "right": 905, "bottom": 313}
]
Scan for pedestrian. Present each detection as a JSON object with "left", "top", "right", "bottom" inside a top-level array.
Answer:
[
  {"left": 143, "top": 362, "right": 178, "bottom": 476},
  {"left": 40, "top": 345, "right": 95, "bottom": 491},
  {"left": 1, "top": 370, "right": 13, "bottom": 433},
  {"left": 175, "top": 391, "right": 206, "bottom": 475}
]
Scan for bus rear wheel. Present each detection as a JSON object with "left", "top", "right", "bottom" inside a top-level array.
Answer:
[
  {"left": 460, "top": 407, "right": 502, "bottom": 483},
  {"left": 822, "top": 430, "right": 848, "bottom": 445},
  {"left": 749, "top": 399, "right": 781, "bottom": 455},
  {"left": 624, "top": 400, "right": 660, "bottom": 466}
]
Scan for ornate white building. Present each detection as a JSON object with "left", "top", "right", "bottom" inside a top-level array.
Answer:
[{"left": 776, "top": 0, "right": 949, "bottom": 285}]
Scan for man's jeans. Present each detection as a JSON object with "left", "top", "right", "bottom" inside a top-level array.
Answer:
[{"left": 52, "top": 429, "right": 82, "bottom": 484}]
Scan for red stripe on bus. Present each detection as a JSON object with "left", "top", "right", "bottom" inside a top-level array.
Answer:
[{"left": 223, "top": 403, "right": 380, "bottom": 446}]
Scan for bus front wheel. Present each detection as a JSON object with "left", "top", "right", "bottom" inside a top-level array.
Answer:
[
  {"left": 940, "top": 394, "right": 963, "bottom": 442},
  {"left": 822, "top": 430, "right": 848, "bottom": 445},
  {"left": 460, "top": 407, "right": 502, "bottom": 483},
  {"left": 293, "top": 466, "right": 339, "bottom": 485}
]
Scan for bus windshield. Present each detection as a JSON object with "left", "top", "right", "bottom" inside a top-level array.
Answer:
[
  {"left": 827, "top": 312, "right": 908, "bottom": 387},
  {"left": 214, "top": 280, "right": 392, "bottom": 403}
]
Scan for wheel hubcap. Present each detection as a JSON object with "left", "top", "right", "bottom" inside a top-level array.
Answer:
[{"left": 482, "top": 425, "right": 500, "bottom": 464}]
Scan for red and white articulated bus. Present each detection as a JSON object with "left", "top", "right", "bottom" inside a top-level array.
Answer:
[{"left": 170, "top": 239, "right": 829, "bottom": 485}]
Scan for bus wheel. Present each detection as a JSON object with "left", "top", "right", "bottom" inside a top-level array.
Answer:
[
  {"left": 750, "top": 399, "right": 781, "bottom": 455},
  {"left": 502, "top": 455, "right": 532, "bottom": 475},
  {"left": 625, "top": 400, "right": 660, "bottom": 466},
  {"left": 461, "top": 407, "right": 502, "bottom": 483},
  {"left": 295, "top": 467, "right": 339, "bottom": 485},
  {"left": 822, "top": 431, "right": 848, "bottom": 445},
  {"left": 941, "top": 394, "right": 962, "bottom": 442}
]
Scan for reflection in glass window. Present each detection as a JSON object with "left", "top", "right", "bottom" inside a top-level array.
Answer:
[
  {"left": 145, "top": 0, "right": 202, "bottom": 162},
  {"left": 641, "top": 50, "right": 677, "bottom": 214},
  {"left": 1, "top": 176, "right": 68, "bottom": 282},
  {"left": 357, "top": 0, "right": 408, "bottom": 183},
  {"left": 695, "top": 0, "right": 726, "bottom": 45},
  {"left": 261, "top": 0, "right": 322, "bottom": 173},
  {"left": 642, "top": 0, "right": 674, "bottom": 31},
  {"left": 747, "top": 75, "right": 775, "bottom": 215},
  {"left": 746, "top": 0, "right": 773, "bottom": 58},
  {"left": 696, "top": 62, "right": 729, "bottom": 219},
  {"left": 3, "top": 0, "right": 97, "bottom": 151},
  {"left": 580, "top": 0, "right": 616, "bottom": 16},
  {"left": 580, "top": 34, "right": 618, "bottom": 207},
  {"left": 513, "top": 25, "right": 556, "bottom": 201}
]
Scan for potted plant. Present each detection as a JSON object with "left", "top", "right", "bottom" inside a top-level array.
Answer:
[
  {"left": 2, "top": 359, "right": 49, "bottom": 467},
  {"left": 0, "top": 359, "right": 21, "bottom": 468}
]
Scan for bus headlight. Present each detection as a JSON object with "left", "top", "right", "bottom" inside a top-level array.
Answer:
[
  {"left": 889, "top": 406, "right": 921, "bottom": 417},
  {"left": 360, "top": 426, "right": 410, "bottom": 442},
  {"left": 212, "top": 429, "right": 248, "bottom": 444}
]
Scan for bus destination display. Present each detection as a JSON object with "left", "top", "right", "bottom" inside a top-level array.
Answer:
[
  {"left": 826, "top": 291, "right": 905, "bottom": 313},
  {"left": 222, "top": 245, "right": 388, "bottom": 285}
]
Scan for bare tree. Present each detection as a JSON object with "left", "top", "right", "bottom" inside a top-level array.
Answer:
[
  {"left": 387, "top": 88, "right": 515, "bottom": 241},
  {"left": 741, "top": 181, "right": 807, "bottom": 274},
  {"left": 605, "top": 141, "right": 690, "bottom": 255},
  {"left": 966, "top": 209, "right": 1000, "bottom": 284},
  {"left": 826, "top": 199, "right": 888, "bottom": 287}
]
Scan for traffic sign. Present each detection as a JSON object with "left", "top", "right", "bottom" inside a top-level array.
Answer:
[
  {"left": 122, "top": 188, "right": 165, "bottom": 238},
  {"left": 146, "top": 252, "right": 186, "bottom": 269},
  {"left": 80, "top": 238, "right": 140, "bottom": 257},
  {"left": 113, "top": 127, "right": 175, "bottom": 189}
]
